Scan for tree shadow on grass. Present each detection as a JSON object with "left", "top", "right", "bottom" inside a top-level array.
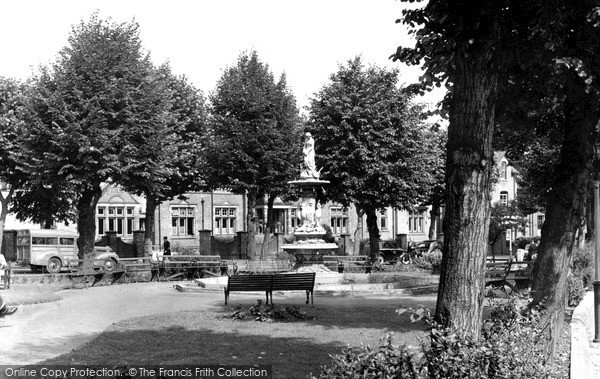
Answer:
[
  {"left": 214, "top": 293, "right": 436, "bottom": 333},
  {"left": 40, "top": 327, "right": 376, "bottom": 379}
]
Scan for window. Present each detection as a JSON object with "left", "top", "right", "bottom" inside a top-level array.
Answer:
[
  {"left": 98, "top": 205, "right": 136, "bottom": 236},
  {"left": 500, "top": 161, "right": 508, "bottom": 180},
  {"left": 172, "top": 206, "right": 196, "bottom": 236},
  {"left": 60, "top": 238, "right": 75, "bottom": 246},
  {"left": 214, "top": 207, "right": 236, "bottom": 235},
  {"left": 32, "top": 237, "right": 58, "bottom": 245},
  {"left": 379, "top": 210, "right": 388, "bottom": 231},
  {"left": 330, "top": 207, "right": 348, "bottom": 235},
  {"left": 408, "top": 210, "right": 424, "bottom": 234},
  {"left": 98, "top": 218, "right": 105, "bottom": 235},
  {"left": 500, "top": 191, "right": 508, "bottom": 205}
]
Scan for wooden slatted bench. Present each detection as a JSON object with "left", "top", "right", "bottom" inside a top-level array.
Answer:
[
  {"left": 159, "top": 255, "right": 227, "bottom": 281},
  {"left": 224, "top": 274, "right": 273, "bottom": 305},
  {"left": 271, "top": 272, "right": 316, "bottom": 305},
  {"left": 67, "top": 259, "right": 108, "bottom": 287},
  {"left": 485, "top": 260, "right": 535, "bottom": 294},
  {"left": 323, "top": 255, "right": 369, "bottom": 273},
  {"left": 223, "top": 272, "right": 316, "bottom": 305}
]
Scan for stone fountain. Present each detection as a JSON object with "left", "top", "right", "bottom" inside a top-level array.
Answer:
[{"left": 282, "top": 132, "right": 339, "bottom": 266}]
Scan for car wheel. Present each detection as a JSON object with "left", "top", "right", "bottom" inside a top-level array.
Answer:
[
  {"left": 46, "top": 257, "right": 62, "bottom": 274},
  {"left": 104, "top": 258, "right": 118, "bottom": 272},
  {"left": 400, "top": 253, "right": 411, "bottom": 265},
  {"left": 378, "top": 255, "right": 384, "bottom": 265}
]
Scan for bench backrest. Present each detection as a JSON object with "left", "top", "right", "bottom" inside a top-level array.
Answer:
[
  {"left": 271, "top": 273, "right": 316, "bottom": 291},
  {"left": 485, "top": 261, "right": 512, "bottom": 279},
  {"left": 227, "top": 274, "right": 273, "bottom": 291}
]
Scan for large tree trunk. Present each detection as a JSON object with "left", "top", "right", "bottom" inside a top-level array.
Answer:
[
  {"left": 245, "top": 190, "right": 258, "bottom": 259},
  {"left": 428, "top": 202, "right": 440, "bottom": 240},
  {"left": 365, "top": 207, "right": 380, "bottom": 264},
  {"left": 260, "top": 194, "right": 276, "bottom": 259},
  {"left": 76, "top": 184, "right": 103, "bottom": 260},
  {"left": 144, "top": 196, "right": 157, "bottom": 254},
  {"left": 0, "top": 188, "right": 14, "bottom": 253},
  {"left": 531, "top": 78, "right": 597, "bottom": 362},
  {"left": 435, "top": 34, "right": 498, "bottom": 337},
  {"left": 354, "top": 208, "right": 365, "bottom": 255}
]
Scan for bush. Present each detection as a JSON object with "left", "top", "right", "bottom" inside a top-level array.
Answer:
[
  {"left": 412, "top": 250, "right": 442, "bottom": 272},
  {"left": 313, "top": 334, "right": 419, "bottom": 379},
  {"left": 571, "top": 242, "right": 594, "bottom": 288},
  {"left": 314, "top": 299, "right": 554, "bottom": 379},
  {"left": 567, "top": 274, "right": 586, "bottom": 307}
]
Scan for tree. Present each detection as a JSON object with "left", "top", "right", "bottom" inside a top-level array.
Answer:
[
  {"left": 118, "top": 66, "right": 207, "bottom": 253},
  {"left": 422, "top": 126, "right": 447, "bottom": 240},
  {"left": 206, "top": 51, "right": 302, "bottom": 259},
  {"left": 393, "top": 0, "right": 510, "bottom": 336},
  {"left": 18, "top": 14, "right": 158, "bottom": 261},
  {"left": 0, "top": 77, "right": 31, "bottom": 249},
  {"left": 309, "top": 57, "right": 432, "bottom": 263}
]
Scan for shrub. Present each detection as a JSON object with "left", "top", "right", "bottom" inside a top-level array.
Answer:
[
  {"left": 412, "top": 250, "right": 442, "bottom": 272},
  {"left": 567, "top": 274, "right": 585, "bottom": 307},
  {"left": 314, "top": 299, "right": 553, "bottom": 379},
  {"left": 312, "top": 334, "right": 419, "bottom": 379},
  {"left": 571, "top": 242, "right": 594, "bottom": 288}
]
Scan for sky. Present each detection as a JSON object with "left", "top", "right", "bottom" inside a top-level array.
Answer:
[{"left": 0, "top": 0, "right": 443, "bottom": 110}]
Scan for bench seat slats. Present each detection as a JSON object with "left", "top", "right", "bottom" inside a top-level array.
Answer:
[{"left": 224, "top": 273, "right": 316, "bottom": 306}]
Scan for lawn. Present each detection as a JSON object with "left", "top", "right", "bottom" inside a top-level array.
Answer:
[{"left": 39, "top": 294, "right": 434, "bottom": 379}]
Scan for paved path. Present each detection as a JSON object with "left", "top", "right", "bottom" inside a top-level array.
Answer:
[{"left": 0, "top": 282, "right": 223, "bottom": 364}]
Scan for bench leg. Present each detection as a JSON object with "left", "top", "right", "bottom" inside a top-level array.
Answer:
[
  {"left": 265, "top": 291, "right": 270, "bottom": 305},
  {"left": 91, "top": 273, "right": 105, "bottom": 286},
  {"left": 224, "top": 288, "right": 228, "bottom": 305},
  {"left": 111, "top": 271, "right": 124, "bottom": 284}
]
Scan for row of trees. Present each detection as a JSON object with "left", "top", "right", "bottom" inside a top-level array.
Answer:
[
  {"left": 393, "top": 0, "right": 600, "bottom": 361},
  {"left": 0, "top": 15, "right": 445, "bottom": 267}
]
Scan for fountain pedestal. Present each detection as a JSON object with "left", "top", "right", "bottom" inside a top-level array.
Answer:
[{"left": 281, "top": 179, "right": 339, "bottom": 267}]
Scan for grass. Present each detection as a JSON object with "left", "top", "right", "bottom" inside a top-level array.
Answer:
[{"left": 39, "top": 295, "right": 432, "bottom": 379}]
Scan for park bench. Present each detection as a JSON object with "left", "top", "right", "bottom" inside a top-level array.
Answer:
[
  {"left": 158, "top": 255, "right": 227, "bottom": 281},
  {"left": 224, "top": 274, "right": 273, "bottom": 305},
  {"left": 271, "top": 272, "right": 316, "bottom": 305},
  {"left": 323, "top": 255, "right": 369, "bottom": 273},
  {"left": 224, "top": 272, "right": 316, "bottom": 305},
  {"left": 485, "top": 260, "right": 535, "bottom": 294},
  {"left": 67, "top": 258, "right": 124, "bottom": 287}
]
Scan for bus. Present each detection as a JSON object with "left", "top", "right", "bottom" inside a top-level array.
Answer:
[{"left": 16, "top": 229, "right": 119, "bottom": 273}]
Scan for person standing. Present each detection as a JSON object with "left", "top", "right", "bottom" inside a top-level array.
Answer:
[
  {"left": 0, "top": 253, "right": 17, "bottom": 317},
  {"left": 163, "top": 237, "right": 171, "bottom": 256}
]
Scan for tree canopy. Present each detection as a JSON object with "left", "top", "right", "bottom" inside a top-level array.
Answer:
[
  {"left": 206, "top": 50, "right": 302, "bottom": 258},
  {"left": 309, "top": 57, "right": 432, "bottom": 262}
]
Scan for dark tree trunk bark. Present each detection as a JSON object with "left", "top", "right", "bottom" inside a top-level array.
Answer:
[
  {"left": 0, "top": 188, "right": 14, "bottom": 252},
  {"left": 245, "top": 190, "right": 258, "bottom": 260},
  {"left": 144, "top": 196, "right": 157, "bottom": 254},
  {"left": 435, "top": 32, "right": 498, "bottom": 338},
  {"left": 531, "top": 77, "right": 597, "bottom": 362},
  {"left": 428, "top": 202, "right": 440, "bottom": 240},
  {"left": 76, "top": 184, "right": 103, "bottom": 260},
  {"left": 365, "top": 207, "right": 380, "bottom": 263}
]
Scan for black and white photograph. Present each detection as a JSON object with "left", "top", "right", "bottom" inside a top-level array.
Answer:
[{"left": 0, "top": 1, "right": 596, "bottom": 378}]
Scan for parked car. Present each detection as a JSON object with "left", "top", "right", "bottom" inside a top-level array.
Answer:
[
  {"left": 16, "top": 229, "right": 119, "bottom": 273},
  {"left": 412, "top": 239, "right": 442, "bottom": 255}
]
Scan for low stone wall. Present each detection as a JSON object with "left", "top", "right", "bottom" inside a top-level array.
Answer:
[{"left": 571, "top": 290, "right": 595, "bottom": 379}]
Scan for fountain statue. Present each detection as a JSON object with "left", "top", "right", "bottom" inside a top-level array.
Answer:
[{"left": 282, "top": 132, "right": 339, "bottom": 266}]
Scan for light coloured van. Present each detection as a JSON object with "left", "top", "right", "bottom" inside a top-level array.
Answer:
[{"left": 16, "top": 229, "right": 119, "bottom": 273}]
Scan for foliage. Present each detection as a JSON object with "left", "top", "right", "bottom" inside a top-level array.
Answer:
[
  {"left": 315, "top": 299, "right": 556, "bottom": 379},
  {"left": 488, "top": 201, "right": 528, "bottom": 247},
  {"left": 412, "top": 250, "right": 442, "bottom": 271},
  {"left": 16, "top": 14, "right": 158, "bottom": 257},
  {"left": 570, "top": 242, "right": 594, "bottom": 288},
  {"left": 226, "top": 300, "right": 315, "bottom": 322},
  {"left": 206, "top": 50, "right": 302, "bottom": 258},
  {"left": 309, "top": 57, "right": 432, "bottom": 262},
  {"left": 312, "top": 334, "right": 419, "bottom": 379},
  {"left": 566, "top": 274, "right": 586, "bottom": 307}
]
